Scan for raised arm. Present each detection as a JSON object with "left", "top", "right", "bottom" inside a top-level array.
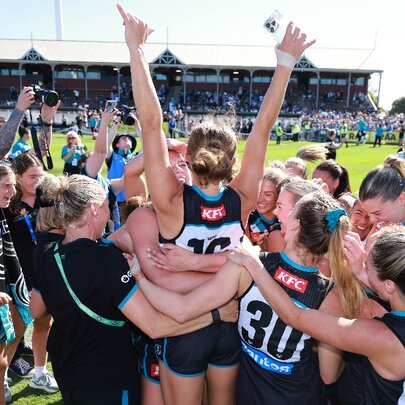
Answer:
[
  {"left": 0, "top": 87, "right": 35, "bottom": 158},
  {"left": 86, "top": 108, "right": 116, "bottom": 177},
  {"left": 39, "top": 100, "right": 61, "bottom": 156},
  {"left": 118, "top": 4, "right": 183, "bottom": 237},
  {"left": 123, "top": 152, "right": 147, "bottom": 200},
  {"left": 229, "top": 24, "right": 315, "bottom": 224}
]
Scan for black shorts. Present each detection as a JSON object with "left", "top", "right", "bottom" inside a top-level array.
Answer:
[
  {"left": 135, "top": 333, "right": 160, "bottom": 384},
  {"left": 155, "top": 321, "right": 240, "bottom": 377},
  {"left": 61, "top": 386, "right": 140, "bottom": 405}
]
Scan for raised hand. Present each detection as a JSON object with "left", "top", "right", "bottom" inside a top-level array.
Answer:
[
  {"left": 117, "top": 4, "right": 154, "bottom": 51},
  {"left": 16, "top": 86, "right": 35, "bottom": 111},
  {"left": 277, "top": 22, "right": 315, "bottom": 62}
]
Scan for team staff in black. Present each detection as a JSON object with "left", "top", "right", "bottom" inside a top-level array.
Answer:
[{"left": 29, "top": 174, "right": 237, "bottom": 405}]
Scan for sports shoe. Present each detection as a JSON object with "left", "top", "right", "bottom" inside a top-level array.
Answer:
[
  {"left": 29, "top": 372, "right": 59, "bottom": 393},
  {"left": 9, "top": 358, "right": 35, "bottom": 378},
  {"left": 20, "top": 341, "right": 34, "bottom": 357},
  {"left": 4, "top": 380, "right": 12, "bottom": 403}
]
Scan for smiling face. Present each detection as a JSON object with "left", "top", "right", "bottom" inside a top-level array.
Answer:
[
  {"left": 256, "top": 179, "right": 278, "bottom": 218},
  {"left": 18, "top": 165, "right": 44, "bottom": 197},
  {"left": 351, "top": 201, "right": 373, "bottom": 240},
  {"left": 169, "top": 151, "right": 191, "bottom": 185},
  {"left": 0, "top": 172, "right": 16, "bottom": 208},
  {"left": 273, "top": 189, "right": 296, "bottom": 235},
  {"left": 361, "top": 193, "right": 405, "bottom": 224}
]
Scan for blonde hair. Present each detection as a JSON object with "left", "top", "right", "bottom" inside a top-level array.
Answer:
[
  {"left": 285, "top": 157, "right": 307, "bottom": 178},
  {"left": 296, "top": 144, "right": 328, "bottom": 163},
  {"left": 66, "top": 130, "right": 82, "bottom": 146},
  {"left": 295, "top": 191, "right": 363, "bottom": 318},
  {"left": 45, "top": 175, "right": 105, "bottom": 229}
]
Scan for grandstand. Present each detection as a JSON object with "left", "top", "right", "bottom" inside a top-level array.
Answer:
[{"left": 0, "top": 38, "right": 382, "bottom": 117}]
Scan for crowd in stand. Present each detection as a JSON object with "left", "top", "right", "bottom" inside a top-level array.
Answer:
[{"left": 0, "top": 6, "right": 403, "bottom": 405}]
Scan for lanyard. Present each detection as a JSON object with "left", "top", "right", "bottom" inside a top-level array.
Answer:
[
  {"left": 16, "top": 214, "right": 37, "bottom": 242},
  {"left": 53, "top": 243, "right": 125, "bottom": 327}
]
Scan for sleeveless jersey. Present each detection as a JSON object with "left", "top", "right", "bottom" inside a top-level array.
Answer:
[
  {"left": 247, "top": 209, "right": 281, "bottom": 244},
  {"left": 362, "top": 312, "right": 405, "bottom": 405},
  {"left": 237, "top": 251, "right": 330, "bottom": 404},
  {"left": 159, "top": 184, "right": 244, "bottom": 253}
]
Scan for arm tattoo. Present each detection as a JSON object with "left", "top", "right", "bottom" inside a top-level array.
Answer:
[{"left": 0, "top": 109, "right": 24, "bottom": 158}]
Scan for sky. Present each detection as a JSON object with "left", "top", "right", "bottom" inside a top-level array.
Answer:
[{"left": 1, "top": 0, "right": 404, "bottom": 110}]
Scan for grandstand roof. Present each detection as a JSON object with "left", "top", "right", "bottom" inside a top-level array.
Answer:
[{"left": 0, "top": 39, "right": 383, "bottom": 73}]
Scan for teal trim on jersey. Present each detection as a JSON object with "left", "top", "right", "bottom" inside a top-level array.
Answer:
[
  {"left": 118, "top": 285, "right": 139, "bottom": 310},
  {"left": 100, "top": 237, "right": 116, "bottom": 245},
  {"left": 162, "top": 337, "right": 205, "bottom": 377},
  {"left": 258, "top": 213, "right": 277, "bottom": 225},
  {"left": 280, "top": 252, "right": 318, "bottom": 273},
  {"left": 142, "top": 344, "right": 160, "bottom": 385},
  {"left": 390, "top": 311, "right": 405, "bottom": 317},
  {"left": 121, "top": 390, "right": 128, "bottom": 405},
  {"left": 208, "top": 362, "right": 240, "bottom": 369},
  {"left": 184, "top": 220, "right": 242, "bottom": 231},
  {"left": 32, "top": 287, "right": 41, "bottom": 295},
  {"left": 402, "top": 222, "right": 405, "bottom": 226},
  {"left": 191, "top": 185, "right": 225, "bottom": 201},
  {"left": 291, "top": 298, "right": 308, "bottom": 309}
]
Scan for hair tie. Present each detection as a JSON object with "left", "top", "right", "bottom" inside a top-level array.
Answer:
[{"left": 325, "top": 208, "right": 347, "bottom": 232}]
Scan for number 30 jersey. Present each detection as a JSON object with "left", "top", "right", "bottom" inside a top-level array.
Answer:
[
  {"left": 159, "top": 184, "right": 244, "bottom": 254},
  {"left": 236, "top": 252, "right": 330, "bottom": 405}
]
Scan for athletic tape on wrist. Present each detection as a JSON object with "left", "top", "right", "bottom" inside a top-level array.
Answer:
[{"left": 275, "top": 48, "right": 297, "bottom": 69}]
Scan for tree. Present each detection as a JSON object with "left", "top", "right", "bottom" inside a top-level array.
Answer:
[{"left": 390, "top": 97, "right": 405, "bottom": 114}]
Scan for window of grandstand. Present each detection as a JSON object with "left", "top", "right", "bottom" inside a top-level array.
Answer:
[
  {"left": 0, "top": 69, "right": 25, "bottom": 76},
  {"left": 252, "top": 75, "right": 271, "bottom": 83},
  {"left": 309, "top": 77, "right": 318, "bottom": 85},
  {"left": 321, "top": 78, "right": 337, "bottom": 85},
  {"left": 55, "top": 70, "right": 85, "bottom": 79},
  {"left": 86, "top": 71, "right": 101, "bottom": 80},
  {"left": 353, "top": 77, "right": 365, "bottom": 86},
  {"left": 155, "top": 73, "right": 168, "bottom": 81},
  {"left": 289, "top": 75, "right": 298, "bottom": 84},
  {"left": 337, "top": 78, "right": 347, "bottom": 85}
]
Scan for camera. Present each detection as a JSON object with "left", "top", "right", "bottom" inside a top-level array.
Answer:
[
  {"left": 31, "top": 85, "right": 59, "bottom": 107},
  {"left": 117, "top": 105, "right": 136, "bottom": 126}
]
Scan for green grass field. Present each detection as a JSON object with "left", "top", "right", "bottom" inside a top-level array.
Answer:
[
  {"left": 46, "top": 133, "right": 399, "bottom": 193},
  {"left": 8, "top": 134, "right": 398, "bottom": 404}
]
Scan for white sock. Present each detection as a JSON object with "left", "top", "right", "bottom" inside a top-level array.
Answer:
[{"left": 34, "top": 365, "right": 47, "bottom": 378}]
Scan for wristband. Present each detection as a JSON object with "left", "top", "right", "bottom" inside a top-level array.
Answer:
[
  {"left": 275, "top": 47, "right": 298, "bottom": 69},
  {"left": 42, "top": 121, "right": 52, "bottom": 127},
  {"left": 211, "top": 308, "right": 221, "bottom": 323}
]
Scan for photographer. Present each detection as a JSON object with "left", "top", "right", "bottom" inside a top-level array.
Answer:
[
  {"left": 0, "top": 87, "right": 35, "bottom": 158},
  {"left": 0, "top": 86, "right": 60, "bottom": 162}
]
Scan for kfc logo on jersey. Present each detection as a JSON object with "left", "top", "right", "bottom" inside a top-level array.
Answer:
[
  {"left": 274, "top": 268, "right": 308, "bottom": 293},
  {"left": 200, "top": 204, "right": 226, "bottom": 221},
  {"left": 151, "top": 363, "right": 160, "bottom": 377}
]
